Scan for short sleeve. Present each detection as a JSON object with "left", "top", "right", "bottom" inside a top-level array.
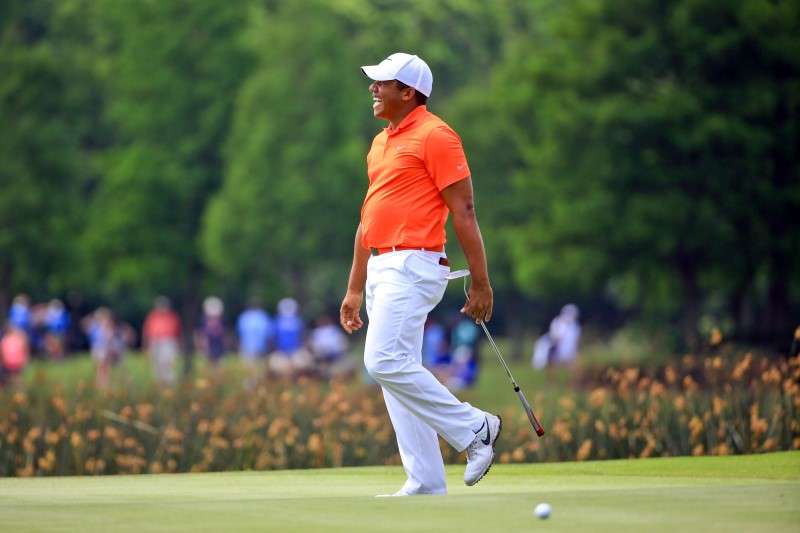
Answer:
[{"left": 424, "top": 126, "right": 471, "bottom": 190}]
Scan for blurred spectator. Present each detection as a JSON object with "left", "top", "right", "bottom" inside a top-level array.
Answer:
[
  {"left": 447, "top": 317, "right": 480, "bottom": 389},
  {"left": 83, "top": 307, "right": 133, "bottom": 390},
  {"left": 143, "top": 296, "right": 182, "bottom": 385},
  {"left": 532, "top": 304, "right": 581, "bottom": 370},
  {"left": 237, "top": 298, "right": 274, "bottom": 387},
  {"left": 198, "top": 296, "right": 226, "bottom": 367},
  {"left": 1, "top": 324, "right": 29, "bottom": 387},
  {"left": 9, "top": 294, "right": 32, "bottom": 337},
  {"left": 44, "top": 299, "right": 70, "bottom": 359},
  {"left": 309, "top": 314, "right": 354, "bottom": 379},
  {"left": 422, "top": 317, "right": 450, "bottom": 371},
  {"left": 268, "top": 298, "right": 312, "bottom": 378},
  {"left": 27, "top": 303, "right": 46, "bottom": 354}
]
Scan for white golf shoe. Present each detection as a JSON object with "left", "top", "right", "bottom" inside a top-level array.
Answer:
[
  {"left": 375, "top": 480, "right": 446, "bottom": 497},
  {"left": 375, "top": 488, "right": 443, "bottom": 498},
  {"left": 375, "top": 489, "right": 414, "bottom": 498},
  {"left": 463, "top": 413, "right": 502, "bottom": 486}
]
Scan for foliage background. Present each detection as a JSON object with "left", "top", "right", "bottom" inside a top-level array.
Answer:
[{"left": 1, "top": 0, "right": 798, "bottom": 349}]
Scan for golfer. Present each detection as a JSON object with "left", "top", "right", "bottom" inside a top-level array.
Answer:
[{"left": 340, "top": 52, "right": 501, "bottom": 496}]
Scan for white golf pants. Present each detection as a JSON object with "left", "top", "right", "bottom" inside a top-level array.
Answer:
[{"left": 364, "top": 250, "right": 484, "bottom": 494}]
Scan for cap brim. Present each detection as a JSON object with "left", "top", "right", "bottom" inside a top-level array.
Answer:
[{"left": 361, "top": 64, "right": 394, "bottom": 81}]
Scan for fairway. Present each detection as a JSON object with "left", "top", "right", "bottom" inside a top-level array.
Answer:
[{"left": 1, "top": 452, "right": 798, "bottom": 532}]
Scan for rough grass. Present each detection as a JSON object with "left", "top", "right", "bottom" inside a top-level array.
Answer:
[{"left": 1, "top": 451, "right": 797, "bottom": 532}]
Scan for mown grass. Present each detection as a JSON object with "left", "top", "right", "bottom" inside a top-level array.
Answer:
[{"left": 1, "top": 452, "right": 797, "bottom": 532}]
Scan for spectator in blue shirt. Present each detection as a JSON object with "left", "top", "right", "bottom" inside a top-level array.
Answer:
[
  {"left": 237, "top": 298, "right": 274, "bottom": 388},
  {"left": 8, "top": 294, "right": 31, "bottom": 337},
  {"left": 237, "top": 299, "right": 274, "bottom": 358},
  {"left": 44, "top": 299, "right": 70, "bottom": 359},
  {"left": 268, "top": 298, "right": 312, "bottom": 378}
]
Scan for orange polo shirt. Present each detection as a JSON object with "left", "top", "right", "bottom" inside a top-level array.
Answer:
[{"left": 360, "top": 105, "right": 471, "bottom": 249}]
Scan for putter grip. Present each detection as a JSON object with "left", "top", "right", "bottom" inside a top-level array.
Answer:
[{"left": 516, "top": 388, "right": 545, "bottom": 437}]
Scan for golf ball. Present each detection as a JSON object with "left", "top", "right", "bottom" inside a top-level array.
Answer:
[{"left": 534, "top": 502, "right": 551, "bottom": 519}]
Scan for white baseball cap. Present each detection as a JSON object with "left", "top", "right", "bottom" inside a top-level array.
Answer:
[{"left": 361, "top": 52, "right": 433, "bottom": 97}]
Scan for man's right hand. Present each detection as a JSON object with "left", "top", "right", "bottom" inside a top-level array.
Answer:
[{"left": 340, "top": 290, "right": 364, "bottom": 334}]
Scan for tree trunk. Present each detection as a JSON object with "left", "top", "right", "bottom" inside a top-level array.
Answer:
[
  {"left": 729, "top": 260, "right": 756, "bottom": 342},
  {"left": 0, "top": 258, "right": 11, "bottom": 324},
  {"left": 763, "top": 253, "right": 790, "bottom": 346},
  {"left": 180, "top": 266, "right": 203, "bottom": 377},
  {"left": 677, "top": 256, "right": 701, "bottom": 351}
]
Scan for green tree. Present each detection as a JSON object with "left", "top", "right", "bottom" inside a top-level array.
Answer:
[
  {"left": 204, "top": 0, "right": 524, "bottom": 317},
  {"left": 202, "top": 0, "right": 367, "bottom": 315},
  {"left": 83, "top": 0, "right": 253, "bottom": 344},
  {"left": 0, "top": 0, "right": 98, "bottom": 317},
  {"left": 488, "top": 0, "right": 800, "bottom": 345}
]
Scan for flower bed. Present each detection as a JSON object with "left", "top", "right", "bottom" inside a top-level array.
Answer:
[{"left": 1, "top": 352, "right": 797, "bottom": 476}]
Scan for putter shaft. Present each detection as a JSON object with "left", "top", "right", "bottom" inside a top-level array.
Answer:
[
  {"left": 478, "top": 320, "right": 546, "bottom": 437},
  {"left": 454, "top": 270, "right": 545, "bottom": 437}
]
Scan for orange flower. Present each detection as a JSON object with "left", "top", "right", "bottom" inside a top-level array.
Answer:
[
  {"left": 551, "top": 420, "right": 573, "bottom": 444},
  {"left": 712, "top": 396, "right": 726, "bottom": 416},
  {"left": 45, "top": 429, "right": 60, "bottom": 446},
  {"left": 688, "top": 416, "right": 704, "bottom": 440},
  {"left": 558, "top": 396, "right": 576, "bottom": 412},
  {"left": 624, "top": 368, "right": 640, "bottom": 383},
  {"left": 732, "top": 353, "right": 752, "bottom": 380},
  {"left": 761, "top": 367, "right": 781, "bottom": 385},
  {"left": 664, "top": 366, "right": 678, "bottom": 386},
  {"left": 164, "top": 425, "right": 184, "bottom": 442},
  {"left": 38, "top": 449, "right": 56, "bottom": 472},
  {"left": 511, "top": 447, "right": 525, "bottom": 462},
  {"left": 103, "top": 426, "right": 121, "bottom": 442},
  {"left": 640, "top": 437, "right": 656, "bottom": 458},
  {"left": 136, "top": 403, "right": 154, "bottom": 421},
  {"left": 307, "top": 433, "right": 323, "bottom": 454},
  {"left": 210, "top": 436, "right": 229, "bottom": 449},
  {"left": 50, "top": 396, "right": 67, "bottom": 416},
  {"left": 576, "top": 439, "right": 592, "bottom": 461},
  {"left": 709, "top": 328, "right": 723, "bottom": 346},
  {"left": 649, "top": 381, "right": 665, "bottom": 397},
  {"left": 750, "top": 417, "right": 768, "bottom": 438},
  {"left": 714, "top": 443, "right": 731, "bottom": 456},
  {"left": 673, "top": 395, "right": 687, "bottom": 411},
  {"left": 12, "top": 392, "right": 27, "bottom": 406},
  {"left": 588, "top": 388, "right": 607, "bottom": 408}
]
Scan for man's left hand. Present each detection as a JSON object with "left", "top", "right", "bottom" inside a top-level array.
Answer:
[{"left": 461, "top": 282, "right": 493, "bottom": 323}]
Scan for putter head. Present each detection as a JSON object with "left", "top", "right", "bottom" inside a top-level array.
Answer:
[{"left": 445, "top": 269, "right": 471, "bottom": 280}]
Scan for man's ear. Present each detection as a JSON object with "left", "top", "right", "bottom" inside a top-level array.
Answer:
[{"left": 402, "top": 87, "right": 416, "bottom": 102}]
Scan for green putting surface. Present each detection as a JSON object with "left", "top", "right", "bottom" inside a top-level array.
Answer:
[{"left": 2, "top": 452, "right": 798, "bottom": 532}]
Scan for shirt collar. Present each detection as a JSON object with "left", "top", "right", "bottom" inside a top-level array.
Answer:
[{"left": 386, "top": 105, "right": 427, "bottom": 136}]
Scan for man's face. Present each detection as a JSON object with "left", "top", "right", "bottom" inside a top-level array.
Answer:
[{"left": 370, "top": 80, "right": 411, "bottom": 121}]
